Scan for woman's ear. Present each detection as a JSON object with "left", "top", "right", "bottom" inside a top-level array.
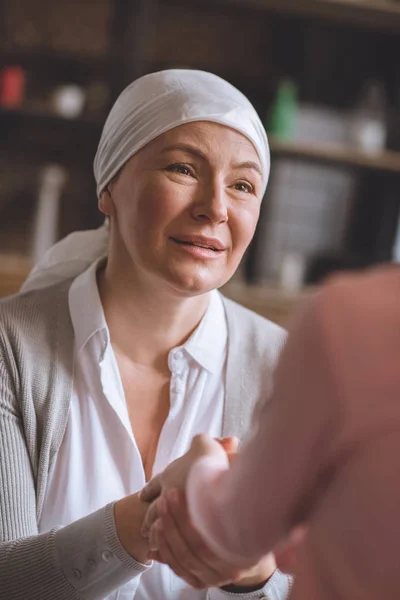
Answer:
[{"left": 98, "top": 187, "right": 115, "bottom": 217}]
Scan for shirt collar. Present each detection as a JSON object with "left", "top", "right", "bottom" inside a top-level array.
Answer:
[
  {"left": 182, "top": 290, "right": 227, "bottom": 374},
  {"left": 69, "top": 263, "right": 227, "bottom": 372},
  {"left": 69, "top": 259, "right": 108, "bottom": 354}
]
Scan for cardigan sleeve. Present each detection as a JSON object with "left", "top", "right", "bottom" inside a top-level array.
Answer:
[
  {"left": 207, "top": 569, "right": 292, "bottom": 599},
  {"left": 0, "top": 352, "right": 150, "bottom": 600}
]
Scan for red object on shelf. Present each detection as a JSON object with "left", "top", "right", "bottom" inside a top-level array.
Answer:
[{"left": 0, "top": 66, "right": 25, "bottom": 108}]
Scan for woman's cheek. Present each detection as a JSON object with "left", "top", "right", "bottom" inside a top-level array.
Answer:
[{"left": 232, "top": 210, "right": 258, "bottom": 250}]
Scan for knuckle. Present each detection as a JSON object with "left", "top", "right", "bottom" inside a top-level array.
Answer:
[
  {"left": 215, "top": 564, "right": 238, "bottom": 581},
  {"left": 192, "top": 433, "right": 207, "bottom": 450}
]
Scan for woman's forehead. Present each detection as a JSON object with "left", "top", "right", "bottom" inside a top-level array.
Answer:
[
  {"left": 149, "top": 121, "right": 261, "bottom": 162},
  {"left": 94, "top": 70, "right": 270, "bottom": 195}
]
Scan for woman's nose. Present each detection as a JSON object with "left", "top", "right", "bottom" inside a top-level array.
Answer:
[{"left": 191, "top": 183, "right": 228, "bottom": 224}]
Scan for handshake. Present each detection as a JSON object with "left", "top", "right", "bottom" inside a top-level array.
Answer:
[{"left": 115, "top": 435, "right": 303, "bottom": 592}]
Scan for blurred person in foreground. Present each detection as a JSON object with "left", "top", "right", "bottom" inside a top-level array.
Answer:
[
  {"left": 141, "top": 265, "right": 400, "bottom": 600},
  {"left": 0, "top": 70, "right": 292, "bottom": 599}
]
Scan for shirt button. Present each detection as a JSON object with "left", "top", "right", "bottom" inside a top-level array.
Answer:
[
  {"left": 174, "top": 350, "right": 184, "bottom": 362},
  {"left": 72, "top": 568, "right": 82, "bottom": 579},
  {"left": 101, "top": 550, "right": 113, "bottom": 563}
]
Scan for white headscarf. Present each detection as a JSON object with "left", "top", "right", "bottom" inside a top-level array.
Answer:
[{"left": 22, "top": 69, "right": 270, "bottom": 293}]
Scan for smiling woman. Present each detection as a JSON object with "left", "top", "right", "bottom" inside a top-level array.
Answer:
[
  {"left": 99, "top": 122, "right": 263, "bottom": 297},
  {"left": 0, "top": 70, "right": 291, "bottom": 600}
]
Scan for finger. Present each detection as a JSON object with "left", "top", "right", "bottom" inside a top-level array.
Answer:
[
  {"left": 216, "top": 436, "right": 240, "bottom": 454},
  {"left": 150, "top": 519, "right": 204, "bottom": 589},
  {"left": 141, "top": 497, "right": 162, "bottom": 537},
  {"left": 139, "top": 475, "right": 162, "bottom": 503},
  {"left": 159, "top": 508, "right": 236, "bottom": 589},
  {"left": 157, "top": 496, "right": 234, "bottom": 587},
  {"left": 275, "top": 526, "right": 307, "bottom": 574},
  {"left": 275, "top": 546, "right": 297, "bottom": 574},
  {"left": 148, "top": 550, "right": 163, "bottom": 562},
  {"left": 149, "top": 516, "right": 162, "bottom": 551},
  {"left": 225, "top": 449, "right": 238, "bottom": 466},
  {"left": 165, "top": 489, "right": 243, "bottom": 584},
  {"left": 216, "top": 438, "right": 240, "bottom": 466}
]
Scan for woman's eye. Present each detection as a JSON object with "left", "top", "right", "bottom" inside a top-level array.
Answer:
[
  {"left": 235, "top": 181, "right": 253, "bottom": 194},
  {"left": 167, "top": 163, "right": 194, "bottom": 177}
]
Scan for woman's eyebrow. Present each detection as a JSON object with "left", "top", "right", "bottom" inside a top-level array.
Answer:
[
  {"left": 161, "top": 144, "right": 208, "bottom": 161},
  {"left": 161, "top": 145, "right": 263, "bottom": 178},
  {"left": 232, "top": 161, "right": 263, "bottom": 178}
]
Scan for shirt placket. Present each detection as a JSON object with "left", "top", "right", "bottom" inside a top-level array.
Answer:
[
  {"left": 99, "top": 345, "right": 147, "bottom": 486},
  {"left": 152, "top": 348, "right": 188, "bottom": 475},
  {"left": 169, "top": 349, "right": 186, "bottom": 414}
]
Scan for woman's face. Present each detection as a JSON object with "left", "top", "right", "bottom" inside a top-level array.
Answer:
[{"left": 100, "top": 121, "right": 264, "bottom": 296}]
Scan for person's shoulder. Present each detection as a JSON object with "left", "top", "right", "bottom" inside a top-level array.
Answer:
[{"left": 0, "top": 278, "right": 73, "bottom": 333}]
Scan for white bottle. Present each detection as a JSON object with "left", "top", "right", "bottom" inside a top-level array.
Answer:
[{"left": 350, "top": 80, "right": 387, "bottom": 154}]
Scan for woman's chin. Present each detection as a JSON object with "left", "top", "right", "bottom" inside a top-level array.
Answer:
[{"left": 165, "top": 269, "right": 225, "bottom": 297}]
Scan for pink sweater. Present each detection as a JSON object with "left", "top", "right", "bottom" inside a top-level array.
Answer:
[{"left": 187, "top": 267, "right": 400, "bottom": 600}]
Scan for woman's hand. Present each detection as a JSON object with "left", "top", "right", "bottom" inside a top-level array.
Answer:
[
  {"left": 139, "top": 435, "right": 276, "bottom": 590},
  {"left": 113, "top": 492, "right": 152, "bottom": 564},
  {"left": 274, "top": 525, "right": 307, "bottom": 575},
  {"left": 140, "top": 434, "right": 234, "bottom": 536},
  {"left": 145, "top": 488, "right": 276, "bottom": 590}
]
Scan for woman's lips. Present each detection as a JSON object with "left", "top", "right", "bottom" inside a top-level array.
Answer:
[
  {"left": 170, "top": 237, "right": 226, "bottom": 259},
  {"left": 170, "top": 235, "right": 226, "bottom": 251}
]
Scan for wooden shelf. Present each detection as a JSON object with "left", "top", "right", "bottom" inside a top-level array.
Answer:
[
  {"left": 269, "top": 138, "right": 400, "bottom": 173},
  {"left": 217, "top": 0, "right": 400, "bottom": 33},
  {"left": 0, "top": 48, "right": 110, "bottom": 77},
  {"left": 5, "top": 112, "right": 398, "bottom": 174},
  {"left": 0, "top": 107, "right": 102, "bottom": 127},
  {"left": 0, "top": 108, "right": 102, "bottom": 166}
]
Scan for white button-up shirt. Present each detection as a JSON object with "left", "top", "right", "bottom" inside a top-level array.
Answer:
[{"left": 39, "top": 260, "right": 229, "bottom": 599}]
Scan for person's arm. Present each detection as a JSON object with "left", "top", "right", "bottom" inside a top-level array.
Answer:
[
  {"left": 143, "top": 462, "right": 292, "bottom": 598},
  {"left": 141, "top": 294, "right": 338, "bottom": 572},
  {"left": 0, "top": 358, "right": 151, "bottom": 600},
  {"left": 186, "top": 294, "right": 338, "bottom": 565}
]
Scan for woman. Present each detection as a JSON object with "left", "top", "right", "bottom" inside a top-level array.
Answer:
[
  {"left": 0, "top": 70, "right": 291, "bottom": 599},
  {"left": 141, "top": 266, "right": 400, "bottom": 600}
]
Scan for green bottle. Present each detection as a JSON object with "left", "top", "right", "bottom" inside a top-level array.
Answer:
[{"left": 266, "top": 79, "right": 298, "bottom": 141}]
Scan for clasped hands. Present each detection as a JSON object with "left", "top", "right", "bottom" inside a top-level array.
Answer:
[{"left": 138, "top": 434, "right": 277, "bottom": 591}]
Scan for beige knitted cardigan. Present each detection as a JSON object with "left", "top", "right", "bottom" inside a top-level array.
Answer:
[{"left": 0, "top": 280, "right": 287, "bottom": 599}]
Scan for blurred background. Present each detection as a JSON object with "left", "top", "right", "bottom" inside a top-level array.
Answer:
[{"left": 1, "top": 0, "right": 400, "bottom": 325}]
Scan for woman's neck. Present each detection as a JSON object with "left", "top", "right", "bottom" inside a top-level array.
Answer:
[{"left": 97, "top": 263, "right": 210, "bottom": 371}]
